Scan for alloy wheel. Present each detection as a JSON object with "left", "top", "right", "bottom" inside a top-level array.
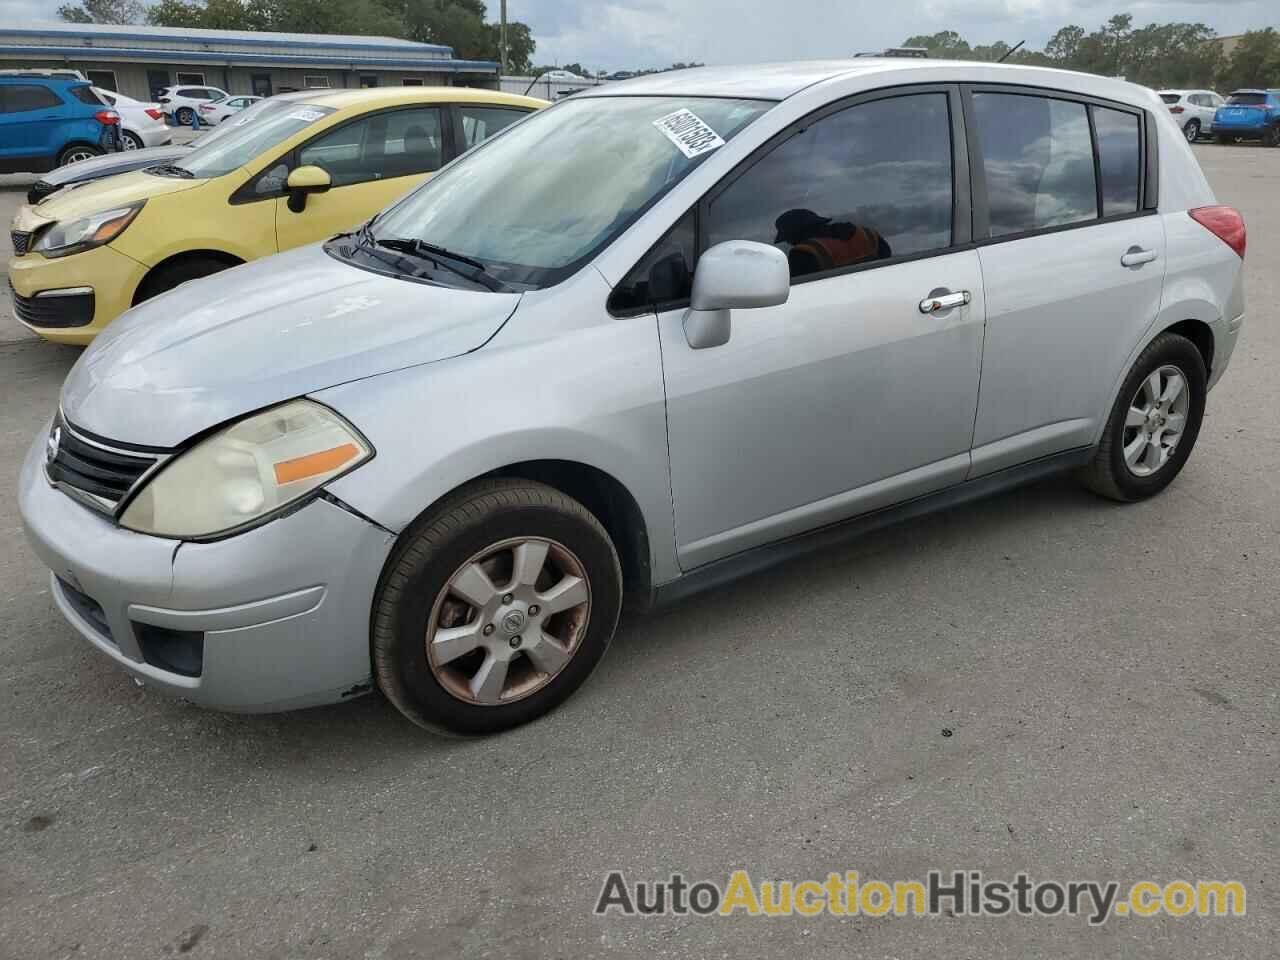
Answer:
[
  {"left": 1184, "top": 120, "right": 1199, "bottom": 142},
  {"left": 122, "top": 132, "right": 142, "bottom": 150},
  {"left": 1122, "top": 364, "right": 1191, "bottom": 477},
  {"left": 426, "top": 537, "right": 592, "bottom": 705},
  {"left": 60, "top": 148, "right": 97, "bottom": 165}
]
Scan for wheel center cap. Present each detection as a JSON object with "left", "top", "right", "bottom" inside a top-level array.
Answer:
[{"left": 500, "top": 609, "right": 527, "bottom": 635}]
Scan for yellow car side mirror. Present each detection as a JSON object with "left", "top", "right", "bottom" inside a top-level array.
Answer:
[{"left": 286, "top": 165, "right": 332, "bottom": 213}]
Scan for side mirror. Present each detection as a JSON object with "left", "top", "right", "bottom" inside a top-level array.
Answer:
[
  {"left": 683, "top": 241, "right": 790, "bottom": 349},
  {"left": 285, "top": 164, "right": 332, "bottom": 213}
]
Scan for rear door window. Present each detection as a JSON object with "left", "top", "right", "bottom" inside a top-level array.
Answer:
[
  {"left": 705, "top": 92, "right": 954, "bottom": 280},
  {"left": 972, "top": 93, "right": 1097, "bottom": 237},
  {"left": 4, "top": 84, "right": 63, "bottom": 112},
  {"left": 1093, "top": 106, "right": 1140, "bottom": 216}
]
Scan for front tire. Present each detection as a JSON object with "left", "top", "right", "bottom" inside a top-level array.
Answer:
[
  {"left": 1184, "top": 119, "right": 1200, "bottom": 142},
  {"left": 135, "top": 256, "right": 232, "bottom": 304},
  {"left": 1080, "top": 332, "right": 1206, "bottom": 502},
  {"left": 372, "top": 479, "right": 623, "bottom": 736},
  {"left": 176, "top": 107, "right": 195, "bottom": 126},
  {"left": 1264, "top": 125, "right": 1280, "bottom": 148}
]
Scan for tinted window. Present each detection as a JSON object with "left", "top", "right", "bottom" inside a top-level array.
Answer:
[
  {"left": 300, "top": 106, "right": 442, "bottom": 186},
  {"left": 68, "top": 85, "right": 101, "bottom": 106},
  {"left": 973, "top": 93, "right": 1096, "bottom": 237},
  {"left": 1159, "top": 93, "right": 1181, "bottom": 104},
  {"left": 706, "top": 93, "right": 953, "bottom": 280},
  {"left": 1227, "top": 92, "right": 1266, "bottom": 105},
  {"left": 1093, "top": 106, "right": 1140, "bottom": 216},
  {"left": 458, "top": 105, "right": 528, "bottom": 149},
  {"left": 3, "top": 84, "right": 63, "bottom": 112},
  {"left": 610, "top": 211, "right": 696, "bottom": 314}
]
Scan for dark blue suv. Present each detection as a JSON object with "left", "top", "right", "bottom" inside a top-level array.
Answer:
[{"left": 0, "top": 74, "right": 121, "bottom": 173}]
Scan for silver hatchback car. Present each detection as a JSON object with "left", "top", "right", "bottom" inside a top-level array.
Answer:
[{"left": 20, "top": 60, "right": 1246, "bottom": 734}]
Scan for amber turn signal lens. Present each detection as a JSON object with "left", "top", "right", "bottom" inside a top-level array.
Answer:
[{"left": 273, "top": 443, "right": 359, "bottom": 485}]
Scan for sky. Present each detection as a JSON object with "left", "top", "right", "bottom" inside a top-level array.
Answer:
[{"left": 0, "top": 0, "right": 1275, "bottom": 71}]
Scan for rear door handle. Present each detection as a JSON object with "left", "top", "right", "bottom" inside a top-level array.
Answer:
[
  {"left": 1121, "top": 246, "right": 1158, "bottom": 267},
  {"left": 918, "top": 290, "right": 971, "bottom": 314}
]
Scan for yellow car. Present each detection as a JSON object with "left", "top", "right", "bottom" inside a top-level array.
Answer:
[{"left": 8, "top": 87, "right": 545, "bottom": 344}]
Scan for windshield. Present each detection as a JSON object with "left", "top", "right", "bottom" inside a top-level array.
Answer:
[
  {"left": 368, "top": 95, "right": 773, "bottom": 289},
  {"left": 1226, "top": 92, "right": 1266, "bottom": 105},
  {"left": 1159, "top": 93, "right": 1181, "bottom": 104},
  {"left": 161, "top": 102, "right": 336, "bottom": 179}
]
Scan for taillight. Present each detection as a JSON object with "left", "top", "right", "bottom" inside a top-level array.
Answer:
[
  {"left": 1189, "top": 205, "right": 1246, "bottom": 260},
  {"left": 94, "top": 110, "right": 119, "bottom": 125},
  {"left": 145, "top": 107, "right": 163, "bottom": 119},
  {"left": 1170, "top": 105, "right": 1184, "bottom": 114}
]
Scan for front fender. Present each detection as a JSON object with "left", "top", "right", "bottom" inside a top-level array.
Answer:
[{"left": 316, "top": 314, "right": 680, "bottom": 586}]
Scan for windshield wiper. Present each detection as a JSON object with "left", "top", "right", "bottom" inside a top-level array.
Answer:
[
  {"left": 146, "top": 162, "right": 195, "bottom": 179},
  {"left": 373, "top": 236, "right": 510, "bottom": 292}
]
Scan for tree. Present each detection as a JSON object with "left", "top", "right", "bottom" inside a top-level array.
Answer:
[
  {"left": 1218, "top": 28, "right": 1280, "bottom": 92},
  {"left": 59, "top": 0, "right": 145, "bottom": 23},
  {"left": 1044, "top": 25, "right": 1084, "bottom": 63},
  {"left": 485, "top": 20, "right": 534, "bottom": 73},
  {"left": 903, "top": 30, "right": 972, "bottom": 59}
]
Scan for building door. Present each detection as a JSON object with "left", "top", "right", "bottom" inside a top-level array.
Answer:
[
  {"left": 359, "top": 75, "right": 378, "bottom": 88},
  {"left": 146, "top": 70, "right": 170, "bottom": 100},
  {"left": 251, "top": 74, "right": 273, "bottom": 98}
]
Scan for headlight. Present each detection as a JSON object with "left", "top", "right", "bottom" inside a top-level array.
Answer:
[
  {"left": 34, "top": 202, "right": 144, "bottom": 258},
  {"left": 120, "top": 399, "right": 373, "bottom": 539}
]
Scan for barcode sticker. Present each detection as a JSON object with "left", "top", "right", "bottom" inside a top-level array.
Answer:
[{"left": 652, "top": 109, "right": 725, "bottom": 159}]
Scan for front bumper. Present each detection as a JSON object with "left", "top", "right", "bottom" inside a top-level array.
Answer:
[
  {"left": 19, "top": 426, "right": 395, "bottom": 712},
  {"left": 7, "top": 243, "right": 147, "bottom": 344}
]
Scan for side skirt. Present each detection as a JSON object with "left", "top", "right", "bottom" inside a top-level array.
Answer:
[{"left": 647, "top": 446, "right": 1094, "bottom": 610}]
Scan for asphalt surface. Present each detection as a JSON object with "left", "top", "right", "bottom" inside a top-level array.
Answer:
[{"left": 1, "top": 145, "right": 1277, "bottom": 959}]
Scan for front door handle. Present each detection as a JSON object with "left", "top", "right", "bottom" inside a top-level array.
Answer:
[
  {"left": 1121, "top": 246, "right": 1158, "bottom": 267},
  {"left": 918, "top": 290, "right": 971, "bottom": 314}
]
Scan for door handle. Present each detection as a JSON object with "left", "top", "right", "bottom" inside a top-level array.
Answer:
[
  {"left": 918, "top": 290, "right": 971, "bottom": 314},
  {"left": 1120, "top": 246, "right": 1158, "bottom": 267}
]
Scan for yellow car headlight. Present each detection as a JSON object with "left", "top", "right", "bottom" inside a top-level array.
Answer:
[
  {"left": 33, "top": 202, "right": 145, "bottom": 258},
  {"left": 120, "top": 399, "right": 373, "bottom": 539}
]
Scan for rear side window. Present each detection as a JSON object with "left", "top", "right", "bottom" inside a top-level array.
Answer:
[
  {"left": 1093, "top": 106, "right": 1140, "bottom": 216},
  {"left": 1159, "top": 93, "right": 1181, "bottom": 104},
  {"left": 2, "top": 84, "right": 64, "bottom": 112},
  {"left": 69, "top": 85, "right": 101, "bottom": 106},
  {"left": 705, "top": 92, "right": 954, "bottom": 280},
  {"left": 973, "top": 93, "right": 1096, "bottom": 237}
]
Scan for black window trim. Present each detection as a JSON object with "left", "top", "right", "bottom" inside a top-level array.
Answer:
[
  {"left": 229, "top": 102, "right": 456, "bottom": 205},
  {"left": 961, "top": 82, "right": 1158, "bottom": 246},
  {"left": 608, "top": 82, "right": 973, "bottom": 318}
]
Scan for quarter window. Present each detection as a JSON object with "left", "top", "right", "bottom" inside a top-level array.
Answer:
[
  {"left": 705, "top": 93, "right": 953, "bottom": 280},
  {"left": 299, "top": 106, "right": 444, "bottom": 186},
  {"left": 457, "top": 105, "right": 528, "bottom": 149},
  {"left": 609, "top": 211, "right": 696, "bottom": 314},
  {"left": 973, "top": 92, "right": 1097, "bottom": 237},
  {"left": 1093, "top": 106, "right": 1140, "bottom": 216}
]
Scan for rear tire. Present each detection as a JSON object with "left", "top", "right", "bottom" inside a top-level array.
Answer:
[
  {"left": 136, "top": 256, "right": 232, "bottom": 304},
  {"left": 176, "top": 107, "right": 195, "bottom": 126},
  {"left": 122, "top": 131, "right": 144, "bottom": 150},
  {"left": 1080, "top": 332, "right": 1206, "bottom": 503},
  {"left": 56, "top": 144, "right": 101, "bottom": 166},
  {"left": 1183, "top": 119, "right": 1200, "bottom": 142},
  {"left": 372, "top": 478, "right": 623, "bottom": 736}
]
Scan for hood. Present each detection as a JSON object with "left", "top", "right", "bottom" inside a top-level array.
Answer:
[
  {"left": 61, "top": 244, "right": 521, "bottom": 447},
  {"left": 32, "top": 168, "right": 205, "bottom": 222},
  {"left": 36, "top": 144, "right": 191, "bottom": 192}
]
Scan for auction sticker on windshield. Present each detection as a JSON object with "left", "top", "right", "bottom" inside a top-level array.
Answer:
[
  {"left": 653, "top": 109, "right": 726, "bottom": 158},
  {"left": 287, "top": 110, "right": 326, "bottom": 123}
]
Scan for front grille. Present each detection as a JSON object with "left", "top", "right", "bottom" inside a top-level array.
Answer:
[
  {"left": 45, "top": 414, "right": 167, "bottom": 512},
  {"left": 10, "top": 230, "right": 31, "bottom": 255},
  {"left": 10, "top": 281, "right": 95, "bottom": 329}
]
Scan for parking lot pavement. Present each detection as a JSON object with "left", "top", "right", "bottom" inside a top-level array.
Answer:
[{"left": 0, "top": 145, "right": 1276, "bottom": 958}]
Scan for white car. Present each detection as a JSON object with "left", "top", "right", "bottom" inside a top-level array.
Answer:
[
  {"left": 156, "top": 84, "right": 229, "bottom": 125},
  {"left": 541, "top": 69, "right": 586, "bottom": 82},
  {"left": 92, "top": 88, "right": 170, "bottom": 150},
  {"left": 198, "top": 94, "right": 263, "bottom": 125},
  {"left": 1158, "top": 89, "right": 1224, "bottom": 142}
]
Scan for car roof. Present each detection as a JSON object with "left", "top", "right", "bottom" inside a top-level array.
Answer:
[
  {"left": 281, "top": 86, "right": 547, "bottom": 111},
  {"left": 584, "top": 58, "right": 1157, "bottom": 105},
  {"left": 0, "top": 75, "right": 88, "bottom": 88}
]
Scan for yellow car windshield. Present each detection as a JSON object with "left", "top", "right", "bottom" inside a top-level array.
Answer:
[{"left": 163, "top": 103, "right": 336, "bottom": 180}]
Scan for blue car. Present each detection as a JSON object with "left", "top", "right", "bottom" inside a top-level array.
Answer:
[
  {"left": 1211, "top": 89, "right": 1280, "bottom": 146},
  {"left": 0, "top": 74, "right": 121, "bottom": 173}
]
